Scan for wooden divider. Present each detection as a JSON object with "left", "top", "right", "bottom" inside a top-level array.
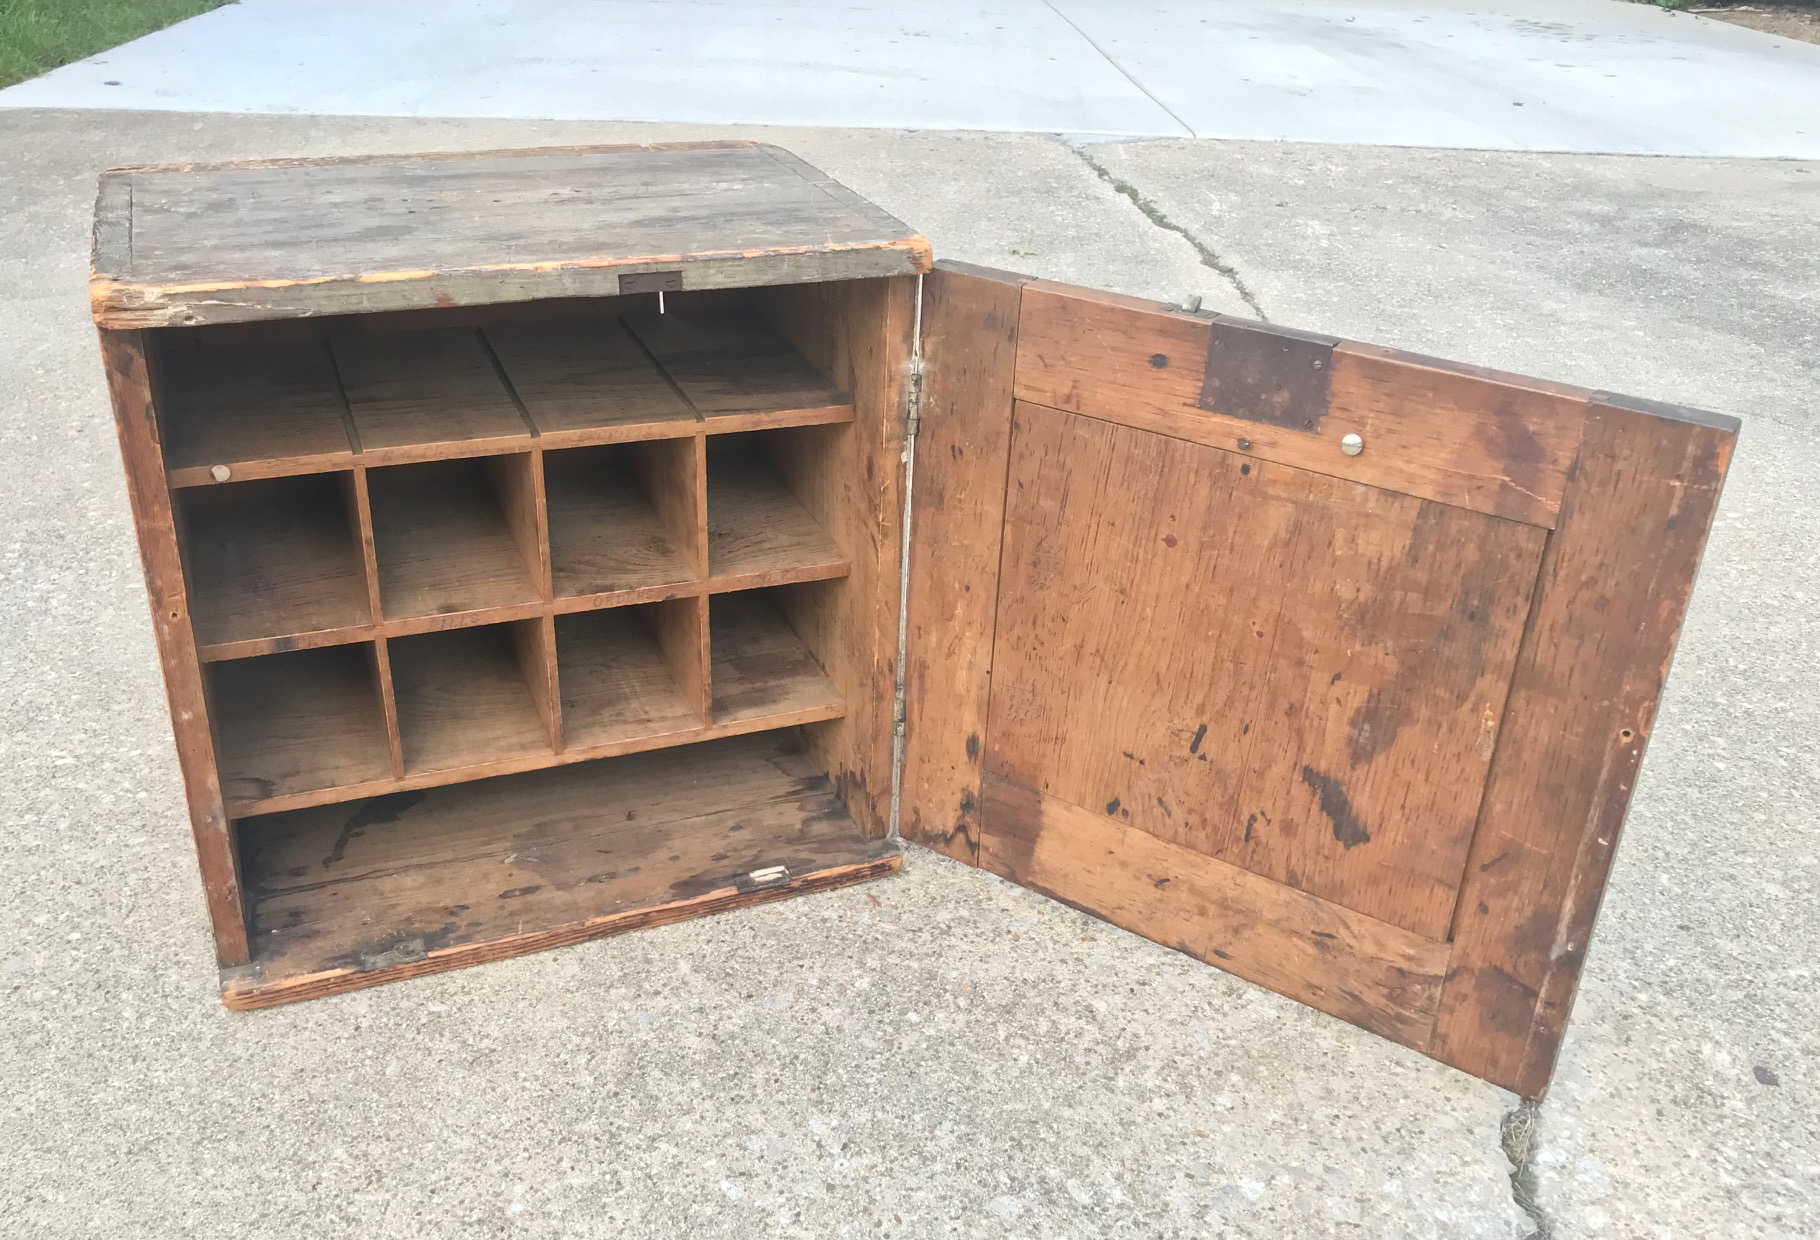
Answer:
[{"left": 159, "top": 302, "right": 874, "bottom": 821}]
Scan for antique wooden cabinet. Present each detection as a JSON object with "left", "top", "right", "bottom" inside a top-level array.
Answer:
[{"left": 92, "top": 143, "right": 1735, "bottom": 1098}]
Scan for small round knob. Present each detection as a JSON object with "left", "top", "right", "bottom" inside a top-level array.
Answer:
[
  {"left": 1340, "top": 433, "right": 1364, "bottom": 457},
  {"left": 210, "top": 464, "right": 233, "bottom": 482}
]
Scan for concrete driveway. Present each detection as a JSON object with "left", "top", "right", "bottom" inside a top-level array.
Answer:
[
  {"left": 1, "top": 104, "right": 1815, "bottom": 1238},
  {"left": 3, "top": 0, "right": 1820, "bottom": 155}
]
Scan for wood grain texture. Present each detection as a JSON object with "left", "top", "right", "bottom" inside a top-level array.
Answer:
[
  {"left": 389, "top": 623, "right": 557, "bottom": 775},
  {"left": 157, "top": 338, "right": 355, "bottom": 487},
  {"left": 93, "top": 143, "right": 931, "bottom": 328},
  {"left": 210, "top": 644, "right": 395, "bottom": 807},
  {"left": 989, "top": 402, "right": 1544, "bottom": 939},
  {"left": 554, "top": 607, "right": 704, "bottom": 749},
  {"left": 755, "top": 277, "right": 917, "bottom": 837},
  {"left": 484, "top": 451, "right": 552, "bottom": 599},
  {"left": 485, "top": 318, "right": 697, "bottom": 446},
  {"left": 368, "top": 457, "right": 544, "bottom": 620},
  {"left": 654, "top": 594, "right": 713, "bottom": 723},
  {"left": 544, "top": 443, "right": 700, "bottom": 599},
  {"left": 705, "top": 439, "right": 847, "bottom": 589},
  {"left": 633, "top": 434, "right": 709, "bottom": 581},
  {"left": 980, "top": 777, "right": 1448, "bottom": 1047},
  {"left": 179, "top": 473, "right": 373, "bottom": 649},
  {"left": 223, "top": 733, "right": 900, "bottom": 1009},
  {"left": 1013, "top": 280, "right": 1584, "bottom": 527},
  {"left": 1432, "top": 396, "right": 1737, "bottom": 1097},
  {"left": 626, "top": 309, "right": 851, "bottom": 420},
  {"left": 100, "top": 330, "right": 251, "bottom": 965},
  {"left": 710, "top": 589, "right": 843, "bottom": 728},
  {"left": 510, "top": 615, "right": 562, "bottom": 753},
  {"left": 900, "top": 263, "right": 1027, "bottom": 863},
  {"left": 334, "top": 328, "right": 531, "bottom": 455}
]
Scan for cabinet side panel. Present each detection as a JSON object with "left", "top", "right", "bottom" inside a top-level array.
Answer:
[
  {"left": 1433, "top": 398, "right": 1736, "bottom": 1097},
  {"left": 101, "top": 329, "right": 251, "bottom": 965},
  {"left": 758, "top": 276, "right": 916, "bottom": 838},
  {"left": 899, "top": 263, "right": 1027, "bottom": 862}
]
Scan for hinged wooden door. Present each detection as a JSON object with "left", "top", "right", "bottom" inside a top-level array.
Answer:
[{"left": 901, "top": 261, "right": 1736, "bottom": 1098}]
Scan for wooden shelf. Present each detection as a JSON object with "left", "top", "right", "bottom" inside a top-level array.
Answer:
[
  {"left": 390, "top": 624, "right": 556, "bottom": 775},
  {"left": 180, "top": 474, "right": 372, "bottom": 653},
  {"left": 706, "top": 447, "right": 846, "bottom": 588},
  {"left": 485, "top": 319, "right": 697, "bottom": 446},
  {"left": 226, "top": 733, "right": 899, "bottom": 1009},
  {"left": 544, "top": 443, "right": 700, "bottom": 600},
  {"left": 211, "top": 645, "right": 393, "bottom": 808},
  {"left": 368, "top": 457, "right": 545, "bottom": 620},
  {"left": 710, "top": 590, "right": 842, "bottom": 726},
  {"left": 555, "top": 607, "right": 704, "bottom": 749},
  {"left": 626, "top": 309, "right": 851, "bottom": 429},
  {"left": 333, "top": 328, "right": 532, "bottom": 456},
  {"left": 158, "top": 339, "right": 355, "bottom": 488}
]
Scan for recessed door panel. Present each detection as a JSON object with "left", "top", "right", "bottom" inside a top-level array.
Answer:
[
  {"left": 986, "top": 401, "right": 1545, "bottom": 940},
  {"left": 904, "top": 264, "right": 1735, "bottom": 1098}
]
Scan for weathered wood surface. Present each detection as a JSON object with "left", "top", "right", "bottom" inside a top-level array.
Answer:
[
  {"left": 912, "top": 266, "right": 1737, "bottom": 1096},
  {"left": 1431, "top": 394, "right": 1737, "bottom": 1096},
  {"left": 554, "top": 607, "right": 703, "bottom": 750},
  {"left": 210, "top": 644, "right": 395, "bottom": 804},
  {"left": 756, "top": 277, "right": 918, "bottom": 839},
  {"left": 179, "top": 473, "right": 372, "bottom": 649},
  {"left": 544, "top": 443, "right": 698, "bottom": 598},
  {"left": 101, "top": 329, "right": 251, "bottom": 965},
  {"left": 92, "top": 142, "right": 932, "bottom": 328},
  {"left": 980, "top": 777, "right": 1449, "bottom": 1046},
  {"left": 899, "top": 263, "right": 1028, "bottom": 863},
  {"left": 223, "top": 733, "right": 900, "bottom": 1009},
  {"left": 389, "top": 624, "right": 555, "bottom": 774},
  {"left": 986, "top": 401, "right": 1544, "bottom": 940},
  {"left": 1013, "top": 280, "right": 1586, "bottom": 528}
]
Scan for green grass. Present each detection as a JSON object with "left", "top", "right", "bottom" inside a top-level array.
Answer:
[{"left": 0, "top": 0, "right": 231, "bottom": 89}]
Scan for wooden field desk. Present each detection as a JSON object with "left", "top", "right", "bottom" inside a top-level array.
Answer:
[{"left": 92, "top": 142, "right": 1735, "bottom": 1098}]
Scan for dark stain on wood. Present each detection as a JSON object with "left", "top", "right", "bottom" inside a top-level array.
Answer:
[
  {"left": 1299, "top": 766, "right": 1370, "bottom": 849},
  {"left": 1198, "top": 318, "right": 1338, "bottom": 432},
  {"left": 323, "top": 789, "right": 427, "bottom": 868}
]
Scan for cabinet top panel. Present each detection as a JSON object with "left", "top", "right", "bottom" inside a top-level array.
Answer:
[{"left": 90, "top": 141, "right": 932, "bottom": 329}]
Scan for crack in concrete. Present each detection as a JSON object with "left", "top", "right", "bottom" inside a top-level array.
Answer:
[
  {"left": 1501, "top": 1099, "right": 1554, "bottom": 1240},
  {"left": 1068, "top": 142, "right": 1269, "bottom": 322}
]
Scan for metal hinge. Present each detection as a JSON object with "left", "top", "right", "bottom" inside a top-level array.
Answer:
[{"left": 904, "top": 368, "right": 924, "bottom": 441}]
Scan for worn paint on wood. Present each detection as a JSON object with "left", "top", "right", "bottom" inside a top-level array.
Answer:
[{"left": 91, "top": 143, "right": 931, "bottom": 328}]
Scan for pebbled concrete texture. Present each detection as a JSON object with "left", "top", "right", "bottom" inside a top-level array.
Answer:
[{"left": 0, "top": 108, "right": 1815, "bottom": 1238}]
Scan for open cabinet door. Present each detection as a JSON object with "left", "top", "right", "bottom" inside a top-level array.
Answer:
[{"left": 902, "top": 261, "right": 1736, "bottom": 1098}]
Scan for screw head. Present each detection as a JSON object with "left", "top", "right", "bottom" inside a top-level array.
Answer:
[
  {"left": 210, "top": 464, "right": 233, "bottom": 482},
  {"left": 1340, "top": 433, "right": 1364, "bottom": 457}
]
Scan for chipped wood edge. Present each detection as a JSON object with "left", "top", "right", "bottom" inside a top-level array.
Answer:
[{"left": 92, "top": 239, "right": 935, "bottom": 328}]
